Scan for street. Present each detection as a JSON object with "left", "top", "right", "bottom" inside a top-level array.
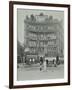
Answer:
[{"left": 17, "top": 63, "right": 64, "bottom": 81}]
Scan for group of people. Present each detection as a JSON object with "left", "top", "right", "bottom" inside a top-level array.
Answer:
[
  {"left": 39, "top": 56, "right": 58, "bottom": 71},
  {"left": 40, "top": 57, "right": 47, "bottom": 71}
]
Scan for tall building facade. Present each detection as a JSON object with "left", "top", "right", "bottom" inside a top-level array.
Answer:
[{"left": 24, "top": 13, "right": 64, "bottom": 60}]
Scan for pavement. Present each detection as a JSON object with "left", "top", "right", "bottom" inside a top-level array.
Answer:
[{"left": 17, "top": 63, "right": 64, "bottom": 81}]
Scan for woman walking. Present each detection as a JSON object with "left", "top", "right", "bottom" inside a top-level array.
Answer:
[{"left": 43, "top": 58, "right": 47, "bottom": 71}]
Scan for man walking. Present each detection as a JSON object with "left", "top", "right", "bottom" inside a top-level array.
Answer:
[{"left": 40, "top": 57, "right": 43, "bottom": 71}]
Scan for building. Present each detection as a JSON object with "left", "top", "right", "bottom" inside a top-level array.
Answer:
[{"left": 24, "top": 13, "right": 64, "bottom": 61}]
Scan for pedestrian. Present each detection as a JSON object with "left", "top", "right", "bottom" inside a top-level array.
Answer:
[
  {"left": 46, "top": 60, "right": 48, "bottom": 67},
  {"left": 40, "top": 57, "right": 43, "bottom": 71},
  {"left": 43, "top": 58, "right": 47, "bottom": 71},
  {"left": 56, "top": 55, "right": 59, "bottom": 65},
  {"left": 54, "top": 60, "right": 57, "bottom": 67}
]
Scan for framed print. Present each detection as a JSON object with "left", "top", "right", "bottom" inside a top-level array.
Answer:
[{"left": 9, "top": 1, "right": 70, "bottom": 89}]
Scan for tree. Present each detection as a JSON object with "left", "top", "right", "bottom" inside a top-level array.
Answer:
[
  {"left": 40, "top": 13, "right": 44, "bottom": 16},
  {"left": 17, "top": 40, "right": 24, "bottom": 63},
  {"left": 49, "top": 15, "right": 53, "bottom": 21},
  {"left": 31, "top": 14, "right": 35, "bottom": 21},
  {"left": 26, "top": 15, "right": 29, "bottom": 20}
]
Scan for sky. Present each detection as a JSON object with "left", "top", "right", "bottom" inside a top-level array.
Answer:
[{"left": 17, "top": 9, "right": 64, "bottom": 45}]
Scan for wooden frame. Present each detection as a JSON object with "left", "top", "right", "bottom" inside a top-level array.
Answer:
[{"left": 9, "top": 1, "right": 70, "bottom": 89}]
